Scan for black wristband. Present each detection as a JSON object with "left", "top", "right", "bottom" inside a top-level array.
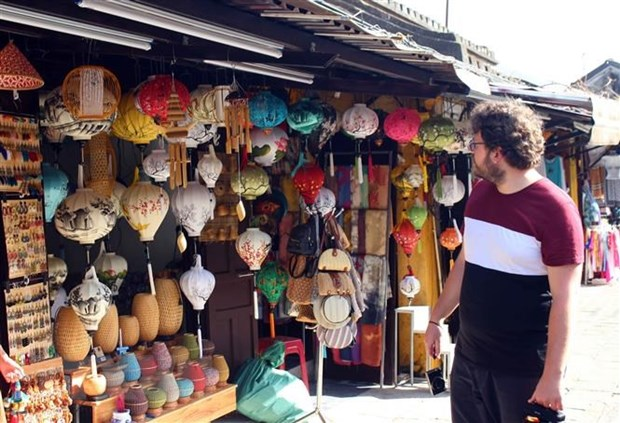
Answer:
[{"left": 428, "top": 320, "right": 441, "bottom": 327}]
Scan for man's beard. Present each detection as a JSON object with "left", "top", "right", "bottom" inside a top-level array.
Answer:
[{"left": 473, "top": 153, "right": 505, "bottom": 184}]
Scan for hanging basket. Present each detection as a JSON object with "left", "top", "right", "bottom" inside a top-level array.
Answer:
[
  {"left": 54, "top": 307, "right": 91, "bottom": 362},
  {"left": 93, "top": 304, "right": 119, "bottom": 354},
  {"left": 132, "top": 293, "right": 160, "bottom": 342},
  {"left": 119, "top": 315, "right": 141, "bottom": 347},
  {"left": 155, "top": 277, "right": 184, "bottom": 336}
]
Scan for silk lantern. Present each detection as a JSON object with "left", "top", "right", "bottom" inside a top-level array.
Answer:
[
  {"left": 135, "top": 75, "right": 190, "bottom": 122},
  {"left": 62, "top": 65, "right": 120, "bottom": 120},
  {"left": 432, "top": 175, "right": 466, "bottom": 207},
  {"left": 121, "top": 181, "right": 170, "bottom": 242},
  {"left": 399, "top": 272, "right": 421, "bottom": 306},
  {"left": 307, "top": 101, "right": 339, "bottom": 154},
  {"left": 47, "top": 254, "right": 68, "bottom": 300},
  {"left": 0, "top": 41, "right": 44, "bottom": 98},
  {"left": 236, "top": 228, "right": 272, "bottom": 271},
  {"left": 197, "top": 144, "right": 223, "bottom": 189},
  {"left": 249, "top": 91, "right": 288, "bottom": 129},
  {"left": 440, "top": 227, "right": 463, "bottom": 269},
  {"left": 171, "top": 181, "right": 215, "bottom": 238},
  {"left": 342, "top": 103, "right": 379, "bottom": 183},
  {"left": 286, "top": 98, "right": 323, "bottom": 135},
  {"left": 230, "top": 163, "right": 270, "bottom": 200},
  {"left": 111, "top": 92, "right": 164, "bottom": 144},
  {"left": 251, "top": 127, "right": 288, "bottom": 167},
  {"left": 384, "top": 108, "right": 421, "bottom": 144},
  {"left": 406, "top": 200, "right": 428, "bottom": 232},
  {"left": 42, "top": 163, "right": 69, "bottom": 223},
  {"left": 391, "top": 213, "right": 421, "bottom": 257},
  {"left": 418, "top": 116, "right": 456, "bottom": 152},
  {"left": 94, "top": 251, "right": 128, "bottom": 297},
  {"left": 143, "top": 148, "right": 170, "bottom": 183},
  {"left": 256, "top": 261, "right": 289, "bottom": 338},
  {"left": 188, "top": 84, "right": 214, "bottom": 123},
  {"left": 293, "top": 164, "right": 325, "bottom": 205},
  {"left": 68, "top": 266, "right": 112, "bottom": 332}
]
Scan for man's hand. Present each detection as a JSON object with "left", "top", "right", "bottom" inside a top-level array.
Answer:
[
  {"left": 528, "top": 373, "right": 563, "bottom": 411},
  {"left": 424, "top": 322, "right": 442, "bottom": 359}
]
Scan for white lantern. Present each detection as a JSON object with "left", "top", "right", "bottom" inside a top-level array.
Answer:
[
  {"left": 432, "top": 175, "right": 466, "bottom": 207},
  {"left": 94, "top": 251, "right": 128, "bottom": 297},
  {"left": 341, "top": 103, "right": 379, "bottom": 139},
  {"left": 235, "top": 228, "right": 271, "bottom": 271},
  {"left": 300, "top": 187, "right": 336, "bottom": 217},
  {"left": 47, "top": 254, "right": 68, "bottom": 298},
  {"left": 251, "top": 127, "right": 288, "bottom": 167},
  {"left": 188, "top": 84, "right": 214, "bottom": 123},
  {"left": 171, "top": 181, "right": 215, "bottom": 238},
  {"left": 399, "top": 274, "right": 421, "bottom": 299},
  {"left": 54, "top": 188, "right": 117, "bottom": 245},
  {"left": 121, "top": 181, "right": 170, "bottom": 242},
  {"left": 111, "top": 181, "right": 127, "bottom": 219},
  {"left": 143, "top": 149, "right": 170, "bottom": 183},
  {"left": 180, "top": 254, "right": 216, "bottom": 311},
  {"left": 68, "top": 266, "right": 112, "bottom": 332},
  {"left": 197, "top": 144, "right": 223, "bottom": 188}
]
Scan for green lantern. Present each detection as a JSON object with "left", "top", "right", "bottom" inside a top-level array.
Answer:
[
  {"left": 407, "top": 201, "right": 428, "bottom": 232},
  {"left": 418, "top": 116, "right": 456, "bottom": 152},
  {"left": 256, "top": 261, "right": 289, "bottom": 338},
  {"left": 286, "top": 98, "right": 324, "bottom": 135}
]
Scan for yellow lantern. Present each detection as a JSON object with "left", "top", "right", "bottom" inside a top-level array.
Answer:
[
  {"left": 230, "top": 163, "right": 270, "bottom": 200},
  {"left": 111, "top": 92, "right": 164, "bottom": 144}
]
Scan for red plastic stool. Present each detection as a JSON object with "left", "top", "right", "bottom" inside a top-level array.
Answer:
[{"left": 258, "top": 336, "right": 309, "bottom": 391}]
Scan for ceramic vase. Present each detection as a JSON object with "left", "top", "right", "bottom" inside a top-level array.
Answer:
[
  {"left": 157, "top": 371, "right": 180, "bottom": 409},
  {"left": 124, "top": 384, "right": 148, "bottom": 422},
  {"left": 145, "top": 386, "right": 166, "bottom": 417},
  {"left": 138, "top": 354, "right": 158, "bottom": 382},
  {"left": 152, "top": 341, "right": 172, "bottom": 372},
  {"left": 82, "top": 373, "right": 107, "bottom": 397},
  {"left": 203, "top": 367, "right": 219, "bottom": 393},
  {"left": 183, "top": 361, "right": 206, "bottom": 398},
  {"left": 120, "top": 352, "right": 141, "bottom": 383},
  {"left": 212, "top": 354, "right": 229, "bottom": 387},
  {"left": 182, "top": 333, "right": 200, "bottom": 361},
  {"left": 175, "top": 377, "right": 194, "bottom": 404}
]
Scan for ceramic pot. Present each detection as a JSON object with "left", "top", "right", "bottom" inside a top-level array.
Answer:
[
  {"left": 183, "top": 361, "right": 206, "bottom": 398},
  {"left": 152, "top": 341, "right": 172, "bottom": 372},
  {"left": 175, "top": 377, "right": 194, "bottom": 404},
  {"left": 182, "top": 333, "right": 200, "bottom": 360},
  {"left": 120, "top": 352, "right": 141, "bottom": 382},
  {"left": 82, "top": 373, "right": 107, "bottom": 397},
  {"left": 145, "top": 386, "right": 166, "bottom": 411},
  {"left": 111, "top": 409, "right": 131, "bottom": 423},
  {"left": 124, "top": 384, "right": 148, "bottom": 422},
  {"left": 203, "top": 367, "right": 219, "bottom": 393},
  {"left": 212, "top": 354, "right": 229, "bottom": 387},
  {"left": 157, "top": 371, "right": 180, "bottom": 408}
]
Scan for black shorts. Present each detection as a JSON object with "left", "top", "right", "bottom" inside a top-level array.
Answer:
[{"left": 450, "top": 354, "right": 540, "bottom": 423}]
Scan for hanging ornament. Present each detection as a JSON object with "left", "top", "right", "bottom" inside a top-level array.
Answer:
[
  {"left": 300, "top": 187, "right": 336, "bottom": 217},
  {"left": 342, "top": 103, "right": 379, "bottom": 183},
  {"left": 432, "top": 175, "right": 466, "bottom": 207},
  {"left": 224, "top": 95, "right": 251, "bottom": 154},
  {"left": 418, "top": 116, "right": 456, "bottom": 152},
  {"left": 143, "top": 147, "right": 170, "bottom": 183},
  {"left": 0, "top": 41, "right": 44, "bottom": 99},
  {"left": 47, "top": 254, "right": 68, "bottom": 300},
  {"left": 307, "top": 101, "right": 339, "bottom": 155},
  {"left": 249, "top": 91, "right": 288, "bottom": 129},
  {"left": 440, "top": 226, "right": 463, "bottom": 269},
  {"left": 292, "top": 163, "right": 325, "bottom": 205},
  {"left": 399, "top": 267, "right": 421, "bottom": 306},
  {"left": 112, "top": 92, "right": 164, "bottom": 144},
  {"left": 384, "top": 108, "right": 422, "bottom": 144},
  {"left": 197, "top": 144, "right": 223, "bottom": 189},
  {"left": 171, "top": 181, "right": 215, "bottom": 238},
  {"left": 94, "top": 249, "right": 128, "bottom": 297},
  {"left": 62, "top": 65, "right": 121, "bottom": 121},
  {"left": 391, "top": 212, "right": 421, "bottom": 257},
  {"left": 256, "top": 261, "right": 289, "bottom": 338},
  {"left": 286, "top": 98, "right": 324, "bottom": 135},
  {"left": 68, "top": 266, "right": 112, "bottom": 332},
  {"left": 121, "top": 181, "right": 170, "bottom": 242},
  {"left": 251, "top": 127, "right": 288, "bottom": 167},
  {"left": 180, "top": 254, "right": 216, "bottom": 311},
  {"left": 230, "top": 163, "right": 270, "bottom": 200},
  {"left": 406, "top": 199, "right": 428, "bottom": 232},
  {"left": 236, "top": 228, "right": 272, "bottom": 271},
  {"left": 84, "top": 132, "right": 117, "bottom": 197},
  {"left": 187, "top": 84, "right": 214, "bottom": 123},
  {"left": 42, "top": 163, "right": 69, "bottom": 223},
  {"left": 135, "top": 75, "right": 190, "bottom": 123}
]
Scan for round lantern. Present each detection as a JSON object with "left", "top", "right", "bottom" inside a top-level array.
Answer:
[
  {"left": 432, "top": 175, "right": 466, "bottom": 207},
  {"left": 384, "top": 108, "right": 421, "bottom": 144},
  {"left": 54, "top": 188, "right": 117, "bottom": 245},
  {"left": 251, "top": 127, "right": 288, "bottom": 167},
  {"left": 135, "top": 75, "right": 191, "bottom": 122},
  {"left": 171, "top": 181, "right": 215, "bottom": 238},
  {"left": 418, "top": 116, "right": 456, "bottom": 152},
  {"left": 121, "top": 181, "right": 170, "bottom": 242},
  {"left": 391, "top": 213, "right": 421, "bottom": 257},
  {"left": 256, "top": 261, "right": 289, "bottom": 338},
  {"left": 307, "top": 102, "right": 339, "bottom": 154},
  {"left": 143, "top": 149, "right": 170, "bottom": 183},
  {"left": 197, "top": 144, "right": 223, "bottom": 189},
  {"left": 440, "top": 226, "right": 463, "bottom": 269},
  {"left": 0, "top": 41, "right": 44, "bottom": 92},
  {"left": 62, "top": 65, "right": 121, "bottom": 120},
  {"left": 399, "top": 274, "right": 421, "bottom": 299},
  {"left": 54, "top": 307, "right": 91, "bottom": 362},
  {"left": 406, "top": 201, "right": 428, "bottom": 232},
  {"left": 300, "top": 187, "right": 335, "bottom": 217},
  {"left": 94, "top": 251, "right": 128, "bottom": 297},
  {"left": 286, "top": 98, "right": 324, "bottom": 135},
  {"left": 249, "top": 91, "right": 288, "bottom": 129},
  {"left": 111, "top": 92, "right": 164, "bottom": 144},
  {"left": 187, "top": 85, "right": 230, "bottom": 126},
  {"left": 111, "top": 181, "right": 127, "bottom": 219},
  {"left": 235, "top": 228, "right": 271, "bottom": 271},
  {"left": 68, "top": 266, "right": 112, "bottom": 332},
  {"left": 47, "top": 254, "right": 68, "bottom": 298},
  {"left": 342, "top": 103, "right": 379, "bottom": 139},
  {"left": 292, "top": 164, "right": 325, "bottom": 205},
  {"left": 180, "top": 254, "right": 216, "bottom": 311},
  {"left": 42, "top": 163, "right": 69, "bottom": 223},
  {"left": 230, "top": 163, "right": 270, "bottom": 200}
]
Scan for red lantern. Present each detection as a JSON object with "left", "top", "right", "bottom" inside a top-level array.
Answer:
[
  {"left": 135, "top": 75, "right": 191, "bottom": 122},
  {"left": 292, "top": 164, "right": 325, "bottom": 205},
  {"left": 391, "top": 213, "right": 421, "bottom": 256},
  {"left": 440, "top": 227, "right": 462, "bottom": 269},
  {"left": 384, "top": 108, "right": 421, "bottom": 144}
]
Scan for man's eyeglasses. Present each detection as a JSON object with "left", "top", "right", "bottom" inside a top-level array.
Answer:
[{"left": 468, "top": 141, "right": 485, "bottom": 152}]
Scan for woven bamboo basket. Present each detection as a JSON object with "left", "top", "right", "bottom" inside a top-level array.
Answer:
[
  {"left": 62, "top": 65, "right": 121, "bottom": 120},
  {"left": 133, "top": 293, "right": 160, "bottom": 342},
  {"left": 155, "top": 278, "right": 184, "bottom": 336},
  {"left": 85, "top": 132, "right": 117, "bottom": 197},
  {"left": 54, "top": 307, "right": 91, "bottom": 362},
  {"left": 118, "top": 315, "right": 141, "bottom": 347},
  {"left": 93, "top": 304, "right": 119, "bottom": 353}
]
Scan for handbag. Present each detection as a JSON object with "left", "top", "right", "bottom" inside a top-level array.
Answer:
[
  {"left": 317, "top": 272, "right": 355, "bottom": 296},
  {"left": 286, "top": 275, "right": 314, "bottom": 305},
  {"left": 317, "top": 248, "right": 351, "bottom": 272},
  {"left": 316, "top": 321, "right": 357, "bottom": 349},
  {"left": 287, "top": 214, "right": 319, "bottom": 256}
]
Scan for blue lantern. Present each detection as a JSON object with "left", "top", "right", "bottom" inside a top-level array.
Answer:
[
  {"left": 42, "top": 162, "right": 69, "bottom": 223},
  {"left": 249, "top": 91, "right": 288, "bottom": 129},
  {"left": 286, "top": 98, "right": 324, "bottom": 135}
]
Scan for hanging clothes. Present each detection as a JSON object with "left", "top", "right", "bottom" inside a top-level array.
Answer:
[{"left": 545, "top": 156, "right": 567, "bottom": 191}]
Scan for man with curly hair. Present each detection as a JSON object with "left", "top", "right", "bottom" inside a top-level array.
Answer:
[{"left": 425, "top": 100, "right": 583, "bottom": 422}]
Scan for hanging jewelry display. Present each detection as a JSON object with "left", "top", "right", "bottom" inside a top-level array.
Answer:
[{"left": 0, "top": 113, "right": 43, "bottom": 195}]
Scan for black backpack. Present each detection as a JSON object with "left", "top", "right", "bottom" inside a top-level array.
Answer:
[{"left": 287, "top": 214, "right": 320, "bottom": 256}]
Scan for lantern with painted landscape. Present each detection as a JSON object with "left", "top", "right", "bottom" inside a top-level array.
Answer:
[
  {"left": 249, "top": 91, "right": 287, "bottom": 129},
  {"left": 230, "top": 163, "right": 270, "bottom": 200}
]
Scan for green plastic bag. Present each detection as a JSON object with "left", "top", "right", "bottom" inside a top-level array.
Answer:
[{"left": 235, "top": 341, "right": 313, "bottom": 423}]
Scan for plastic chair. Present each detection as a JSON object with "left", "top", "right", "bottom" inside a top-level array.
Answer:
[{"left": 258, "top": 336, "right": 309, "bottom": 391}]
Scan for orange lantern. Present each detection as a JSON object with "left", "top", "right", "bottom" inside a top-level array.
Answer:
[{"left": 439, "top": 227, "right": 462, "bottom": 269}]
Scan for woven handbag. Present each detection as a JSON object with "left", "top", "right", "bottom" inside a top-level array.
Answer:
[
  {"left": 294, "top": 304, "right": 317, "bottom": 324},
  {"left": 286, "top": 275, "right": 314, "bottom": 305},
  {"left": 317, "top": 272, "right": 355, "bottom": 296},
  {"left": 316, "top": 321, "right": 357, "bottom": 349},
  {"left": 317, "top": 248, "right": 351, "bottom": 272}
]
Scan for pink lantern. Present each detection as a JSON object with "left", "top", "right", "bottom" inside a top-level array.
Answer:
[
  {"left": 384, "top": 108, "right": 421, "bottom": 144},
  {"left": 341, "top": 103, "right": 379, "bottom": 139},
  {"left": 235, "top": 228, "right": 272, "bottom": 271},
  {"left": 135, "top": 75, "right": 191, "bottom": 122}
]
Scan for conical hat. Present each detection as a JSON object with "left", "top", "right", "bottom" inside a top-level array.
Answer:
[{"left": 0, "top": 41, "right": 44, "bottom": 90}]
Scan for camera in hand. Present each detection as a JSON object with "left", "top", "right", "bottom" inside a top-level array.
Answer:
[
  {"left": 523, "top": 403, "right": 566, "bottom": 422},
  {"left": 425, "top": 367, "right": 446, "bottom": 395}
]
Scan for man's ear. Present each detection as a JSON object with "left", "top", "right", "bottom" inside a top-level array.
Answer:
[{"left": 490, "top": 147, "right": 504, "bottom": 163}]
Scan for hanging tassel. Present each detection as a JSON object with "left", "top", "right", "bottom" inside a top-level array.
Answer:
[
  {"left": 269, "top": 305, "right": 276, "bottom": 339},
  {"left": 329, "top": 139, "right": 335, "bottom": 177},
  {"left": 240, "top": 147, "right": 249, "bottom": 171},
  {"left": 356, "top": 154, "right": 363, "bottom": 184},
  {"left": 253, "top": 289, "right": 259, "bottom": 320},
  {"left": 291, "top": 150, "right": 305, "bottom": 177},
  {"left": 407, "top": 264, "right": 414, "bottom": 276},
  {"left": 367, "top": 139, "right": 375, "bottom": 183},
  {"left": 197, "top": 313, "right": 204, "bottom": 359}
]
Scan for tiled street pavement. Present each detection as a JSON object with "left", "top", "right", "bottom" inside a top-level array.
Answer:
[{"left": 223, "top": 280, "right": 619, "bottom": 422}]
